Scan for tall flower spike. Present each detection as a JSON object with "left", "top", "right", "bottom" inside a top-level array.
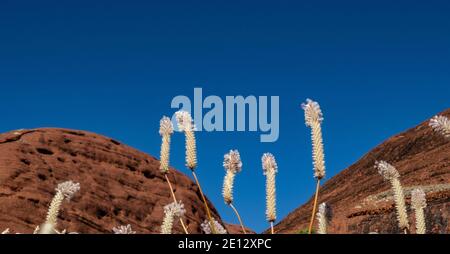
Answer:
[
  {"left": 223, "top": 150, "right": 242, "bottom": 204},
  {"left": 222, "top": 150, "right": 247, "bottom": 234},
  {"left": 375, "top": 161, "right": 409, "bottom": 232},
  {"left": 176, "top": 110, "right": 215, "bottom": 233},
  {"left": 40, "top": 181, "right": 80, "bottom": 234},
  {"left": 411, "top": 189, "right": 427, "bottom": 234},
  {"left": 262, "top": 153, "right": 278, "bottom": 226},
  {"left": 302, "top": 99, "right": 326, "bottom": 179},
  {"left": 302, "top": 99, "right": 326, "bottom": 234},
  {"left": 316, "top": 203, "right": 327, "bottom": 234},
  {"left": 159, "top": 116, "right": 174, "bottom": 173},
  {"left": 201, "top": 218, "right": 227, "bottom": 234},
  {"left": 429, "top": 115, "right": 450, "bottom": 138},
  {"left": 176, "top": 111, "right": 197, "bottom": 170},
  {"left": 160, "top": 201, "right": 186, "bottom": 234}
]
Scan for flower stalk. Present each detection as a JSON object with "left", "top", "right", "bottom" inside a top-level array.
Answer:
[
  {"left": 40, "top": 181, "right": 80, "bottom": 234},
  {"left": 176, "top": 111, "right": 216, "bottom": 234},
  {"left": 411, "top": 188, "right": 427, "bottom": 234},
  {"left": 161, "top": 201, "right": 186, "bottom": 234},
  {"left": 159, "top": 116, "right": 189, "bottom": 234},
  {"left": 222, "top": 150, "right": 246, "bottom": 234},
  {"left": 316, "top": 203, "right": 327, "bottom": 234},
  {"left": 302, "top": 99, "right": 326, "bottom": 234},
  {"left": 375, "top": 161, "right": 409, "bottom": 233},
  {"left": 262, "top": 153, "right": 278, "bottom": 234}
]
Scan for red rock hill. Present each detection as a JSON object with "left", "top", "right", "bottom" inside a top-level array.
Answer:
[
  {"left": 0, "top": 128, "right": 224, "bottom": 234},
  {"left": 273, "top": 109, "right": 450, "bottom": 234}
]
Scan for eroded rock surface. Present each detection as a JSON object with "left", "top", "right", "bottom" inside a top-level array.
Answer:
[{"left": 0, "top": 128, "right": 223, "bottom": 234}]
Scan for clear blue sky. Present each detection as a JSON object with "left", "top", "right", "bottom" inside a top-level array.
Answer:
[{"left": 0, "top": 1, "right": 449, "bottom": 233}]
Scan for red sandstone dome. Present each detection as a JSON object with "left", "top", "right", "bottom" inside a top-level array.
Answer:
[{"left": 0, "top": 128, "right": 226, "bottom": 234}]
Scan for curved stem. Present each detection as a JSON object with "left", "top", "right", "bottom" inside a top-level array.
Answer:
[
  {"left": 308, "top": 179, "right": 321, "bottom": 234},
  {"left": 229, "top": 203, "right": 247, "bottom": 234},
  {"left": 192, "top": 171, "right": 217, "bottom": 234},
  {"left": 164, "top": 174, "right": 189, "bottom": 234}
]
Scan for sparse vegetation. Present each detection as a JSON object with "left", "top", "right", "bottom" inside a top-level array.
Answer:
[
  {"left": 297, "top": 228, "right": 312, "bottom": 234},
  {"left": 1, "top": 105, "right": 448, "bottom": 235},
  {"left": 1, "top": 181, "right": 80, "bottom": 234},
  {"left": 159, "top": 116, "right": 189, "bottom": 234}
]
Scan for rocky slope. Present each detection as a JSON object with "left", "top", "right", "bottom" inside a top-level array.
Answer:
[
  {"left": 273, "top": 109, "right": 450, "bottom": 234},
  {"left": 225, "top": 224, "right": 256, "bottom": 234},
  {"left": 0, "top": 128, "right": 224, "bottom": 234}
]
